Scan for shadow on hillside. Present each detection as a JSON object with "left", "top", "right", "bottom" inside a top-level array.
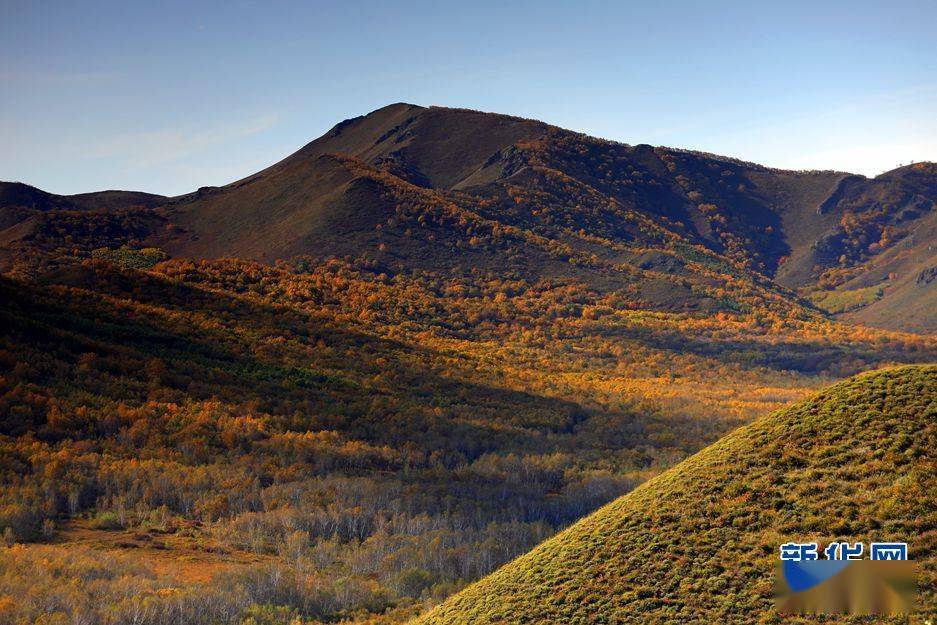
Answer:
[
  {"left": 1, "top": 271, "right": 591, "bottom": 459},
  {"left": 594, "top": 321, "right": 932, "bottom": 375}
]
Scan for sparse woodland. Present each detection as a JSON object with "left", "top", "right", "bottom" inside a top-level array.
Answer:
[{"left": 1, "top": 254, "right": 932, "bottom": 624}]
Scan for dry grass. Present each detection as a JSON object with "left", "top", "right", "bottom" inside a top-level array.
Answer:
[{"left": 49, "top": 518, "right": 274, "bottom": 585}]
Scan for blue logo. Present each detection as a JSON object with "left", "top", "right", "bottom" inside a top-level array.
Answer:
[
  {"left": 782, "top": 560, "right": 850, "bottom": 591},
  {"left": 776, "top": 540, "right": 915, "bottom": 614}
]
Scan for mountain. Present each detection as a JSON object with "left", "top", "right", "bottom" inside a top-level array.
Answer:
[
  {"left": 0, "top": 105, "right": 934, "bottom": 624},
  {"left": 0, "top": 180, "right": 165, "bottom": 229},
  {"left": 0, "top": 182, "right": 167, "bottom": 273},
  {"left": 152, "top": 105, "right": 937, "bottom": 334},
  {"left": 150, "top": 105, "right": 937, "bottom": 332},
  {"left": 2, "top": 104, "right": 934, "bottom": 331},
  {"left": 415, "top": 365, "right": 936, "bottom": 625}
]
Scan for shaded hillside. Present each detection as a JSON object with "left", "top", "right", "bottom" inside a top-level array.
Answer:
[
  {"left": 811, "top": 165, "right": 937, "bottom": 333},
  {"left": 0, "top": 182, "right": 167, "bottom": 273},
  {"left": 1, "top": 253, "right": 932, "bottom": 624},
  {"left": 0, "top": 181, "right": 165, "bottom": 229},
  {"left": 416, "top": 366, "right": 936, "bottom": 625},
  {"left": 774, "top": 164, "right": 936, "bottom": 286}
]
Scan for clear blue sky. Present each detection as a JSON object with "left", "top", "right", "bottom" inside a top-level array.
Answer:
[{"left": 2, "top": 0, "right": 935, "bottom": 196}]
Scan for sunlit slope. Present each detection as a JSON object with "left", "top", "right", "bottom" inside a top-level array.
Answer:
[
  {"left": 3, "top": 106, "right": 934, "bottom": 331},
  {"left": 416, "top": 366, "right": 936, "bottom": 624}
]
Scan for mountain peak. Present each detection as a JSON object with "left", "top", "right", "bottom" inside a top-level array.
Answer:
[{"left": 3, "top": 105, "right": 935, "bottom": 332}]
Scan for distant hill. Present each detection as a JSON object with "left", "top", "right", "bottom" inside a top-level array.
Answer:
[
  {"left": 0, "top": 182, "right": 167, "bottom": 272},
  {"left": 416, "top": 365, "right": 936, "bottom": 624},
  {"left": 0, "top": 181, "right": 165, "bottom": 213},
  {"left": 2, "top": 104, "right": 932, "bottom": 331},
  {"left": 0, "top": 181, "right": 165, "bottom": 228}
]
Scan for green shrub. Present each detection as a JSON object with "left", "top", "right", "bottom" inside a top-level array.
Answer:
[{"left": 90, "top": 511, "right": 123, "bottom": 530}]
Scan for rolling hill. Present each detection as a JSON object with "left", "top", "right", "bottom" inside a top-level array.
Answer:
[
  {"left": 0, "top": 181, "right": 166, "bottom": 216},
  {"left": 415, "top": 365, "right": 936, "bottom": 625},
  {"left": 0, "top": 180, "right": 165, "bottom": 233}
]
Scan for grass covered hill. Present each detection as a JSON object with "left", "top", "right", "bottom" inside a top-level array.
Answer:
[{"left": 416, "top": 365, "right": 937, "bottom": 625}]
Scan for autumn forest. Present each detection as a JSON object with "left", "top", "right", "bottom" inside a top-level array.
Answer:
[{"left": 0, "top": 104, "right": 935, "bottom": 624}]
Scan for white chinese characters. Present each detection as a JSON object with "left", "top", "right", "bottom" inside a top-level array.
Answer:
[{"left": 779, "top": 542, "right": 908, "bottom": 561}]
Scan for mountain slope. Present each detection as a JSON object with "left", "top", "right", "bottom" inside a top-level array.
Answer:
[
  {"left": 2, "top": 105, "right": 934, "bottom": 330},
  {"left": 836, "top": 205, "right": 937, "bottom": 334},
  {"left": 0, "top": 182, "right": 168, "bottom": 273},
  {"left": 416, "top": 365, "right": 936, "bottom": 624},
  {"left": 152, "top": 103, "right": 552, "bottom": 262}
]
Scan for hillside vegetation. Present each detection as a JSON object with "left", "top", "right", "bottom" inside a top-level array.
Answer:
[
  {"left": 0, "top": 104, "right": 934, "bottom": 624},
  {"left": 0, "top": 256, "right": 932, "bottom": 624},
  {"left": 416, "top": 366, "right": 936, "bottom": 625},
  {"left": 2, "top": 105, "right": 935, "bottom": 331}
]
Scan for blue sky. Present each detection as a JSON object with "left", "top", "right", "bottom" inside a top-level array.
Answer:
[{"left": 2, "top": 0, "right": 935, "bottom": 196}]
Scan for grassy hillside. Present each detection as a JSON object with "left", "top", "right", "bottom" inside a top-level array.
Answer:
[{"left": 416, "top": 366, "right": 936, "bottom": 625}]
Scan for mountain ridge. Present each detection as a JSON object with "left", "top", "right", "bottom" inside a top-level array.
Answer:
[{"left": 1, "top": 104, "right": 935, "bottom": 332}]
